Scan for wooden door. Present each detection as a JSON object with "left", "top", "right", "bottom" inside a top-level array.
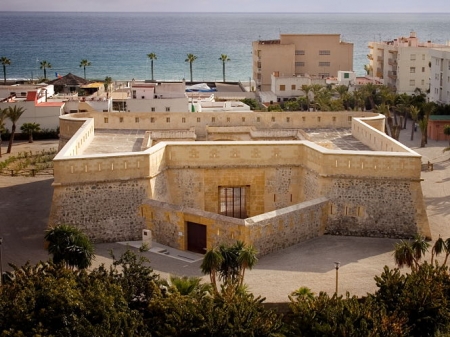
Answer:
[{"left": 187, "top": 222, "right": 207, "bottom": 254}]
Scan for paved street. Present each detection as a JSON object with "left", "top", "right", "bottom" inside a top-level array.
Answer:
[{"left": 1, "top": 128, "right": 449, "bottom": 302}]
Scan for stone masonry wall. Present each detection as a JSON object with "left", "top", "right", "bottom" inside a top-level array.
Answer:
[
  {"left": 50, "top": 179, "right": 148, "bottom": 242},
  {"left": 325, "top": 177, "right": 419, "bottom": 238}
]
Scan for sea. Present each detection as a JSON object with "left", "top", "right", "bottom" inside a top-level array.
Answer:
[{"left": 1, "top": 12, "right": 450, "bottom": 82}]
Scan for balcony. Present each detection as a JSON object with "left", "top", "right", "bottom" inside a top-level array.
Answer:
[
  {"left": 388, "top": 59, "right": 397, "bottom": 67},
  {"left": 388, "top": 71, "right": 397, "bottom": 80}
]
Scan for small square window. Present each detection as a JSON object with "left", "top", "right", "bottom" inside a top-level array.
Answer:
[
  {"left": 286, "top": 117, "right": 290, "bottom": 122},
  {"left": 182, "top": 117, "right": 186, "bottom": 123},
  {"left": 348, "top": 116, "right": 352, "bottom": 122},
  {"left": 165, "top": 107, "right": 170, "bottom": 112},
  {"left": 280, "top": 85, "right": 285, "bottom": 91},
  {"left": 151, "top": 107, "right": 155, "bottom": 112},
  {"left": 317, "top": 117, "right": 321, "bottom": 122},
  {"left": 150, "top": 117, "right": 155, "bottom": 123},
  {"left": 291, "top": 85, "right": 296, "bottom": 90},
  {"left": 302, "top": 117, "right": 306, "bottom": 122},
  {"left": 256, "top": 117, "right": 260, "bottom": 122},
  {"left": 104, "top": 117, "right": 108, "bottom": 123},
  {"left": 166, "top": 117, "right": 170, "bottom": 123},
  {"left": 197, "top": 117, "right": 201, "bottom": 122},
  {"left": 227, "top": 117, "right": 230, "bottom": 122},
  {"left": 119, "top": 117, "right": 124, "bottom": 123},
  {"left": 242, "top": 117, "right": 246, "bottom": 122},
  {"left": 212, "top": 117, "right": 216, "bottom": 122},
  {"left": 135, "top": 117, "right": 139, "bottom": 123}
]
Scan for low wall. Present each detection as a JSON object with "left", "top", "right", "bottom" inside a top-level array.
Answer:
[{"left": 141, "top": 197, "right": 329, "bottom": 256}]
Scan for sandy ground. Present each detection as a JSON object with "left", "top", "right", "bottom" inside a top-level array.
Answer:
[{"left": 0, "top": 129, "right": 449, "bottom": 302}]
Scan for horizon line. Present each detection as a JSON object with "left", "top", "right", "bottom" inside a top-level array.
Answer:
[{"left": 1, "top": 11, "right": 450, "bottom": 14}]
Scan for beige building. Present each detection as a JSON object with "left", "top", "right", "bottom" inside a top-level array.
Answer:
[
  {"left": 253, "top": 34, "right": 353, "bottom": 91},
  {"left": 49, "top": 108, "right": 430, "bottom": 256},
  {"left": 367, "top": 31, "right": 449, "bottom": 95}
]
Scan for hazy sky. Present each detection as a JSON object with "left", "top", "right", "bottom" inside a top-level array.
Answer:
[{"left": 1, "top": 0, "right": 450, "bottom": 13}]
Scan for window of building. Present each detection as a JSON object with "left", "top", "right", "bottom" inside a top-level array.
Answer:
[
  {"left": 319, "top": 62, "right": 330, "bottom": 67},
  {"left": 166, "top": 117, "right": 170, "bottom": 123},
  {"left": 197, "top": 117, "right": 201, "bottom": 122},
  {"left": 410, "top": 67, "right": 416, "bottom": 73},
  {"left": 286, "top": 117, "right": 290, "bottom": 122},
  {"left": 318, "top": 73, "right": 330, "bottom": 78},
  {"left": 280, "top": 85, "right": 285, "bottom": 91},
  {"left": 295, "top": 62, "right": 305, "bottom": 66},
  {"left": 242, "top": 117, "right": 246, "bottom": 122},
  {"left": 410, "top": 54, "right": 416, "bottom": 61},
  {"left": 212, "top": 117, "right": 216, "bottom": 122},
  {"left": 319, "top": 50, "right": 331, "bottom": 55},
  {"left": 344, "top": 72, "right": 350, "bottom": 78},
  {"left": 302, "top": 116, "right": 306, "bottom": 122},
  {"left": 422, "top": 67, "right": 425, "bottom": 72},
  {"left": 271, "top": 116, "right": 275, "bottom": 122},
  {"left": 348, "top": 116, "right": 352, "bottom": 122},
  {"left": 119, "top": 117, "right": 124, "bottom": 123},
  {"left": 165, "top": 107, "right": 170, "bottom": 112},
  {"left": 227, "top": 117, "right": 230, "bottom": 122},
  {"left": 182, "top": 117, "right": 186, "bottom": 123},
  {"left": 256, "top": 117, "right": 261, "bottom": 122},
  {"left": 317, "top": 117, "right": 321, "bottom": 122},
  {"left": 409, "top": 79, "right": 416, "bottom": 86},
  {"left": 151, "top": 107, "right": 155, "bottom": 112},
  {"left": 219, "top": 186, "right": 247, "bottom": 219},
  {"left": 104, "top": 117, "right": 108, "bottom": 123},
  {"left": 291, "top": 84, "right": 296, "bottom": 90},
  {"left": 150, "top": 117, "right": 155, "bottom": 123},
  {"left": 422, "top": 79, "right": 425, "bottom": 85},
  {"left": 295, "top": 50, "right": 305, "bottom": 55},
  {"left": 135, "top": 117, "right": 139, "bottom": 123}
]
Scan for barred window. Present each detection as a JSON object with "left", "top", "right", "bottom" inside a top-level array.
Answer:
[
  {"left": 319, "top": 62, "right": 330, "bottom": 67},
  {"left": 219, "top": 186, "right": 247, "bottom": 219},
  {"left": 295, "top": 62, "right": 305, "bottom": 66},
  {"left": 295, "top": 50, "right": 305, "bottom": 55},
  {"left": 319, "top": 50, "right": 331, "bottom": 55}
]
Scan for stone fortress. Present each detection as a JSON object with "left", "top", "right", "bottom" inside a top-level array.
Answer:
[{"left": 49, "top": 108, "right": 430, "bottom": 256}]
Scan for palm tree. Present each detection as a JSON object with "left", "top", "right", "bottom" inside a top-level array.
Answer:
[
  {"left": 185, "top": 53, "right": 197, "bottom": 83},
  {"left": 444, "top": 125, "right": 450, "bottom": 145},
  {"left": 1, "top": 57, "right": 11, "bottom": 85},
  {"left": 6, "top": 105, "right": 25, "bottom": 154},
  {"left": 219, "top": 54, "right": 230, "bottom": 82},
  {"left": 201, "top": 246, "right": 223, "bottom": 295},
  {"left": 79, "top": 59, "right": 91, "bottom": 80},
  {"left": 20, "top": 122, "right": 40, "bottom": 143},
  {"left": 44, "top": 224, "right": 94, "bottom": 270},
  {"left": 410, "top": 105, "right": 420, "bottom": 141},
  {"left": 147, "top": 53, "right": 157, "bottom": 81},
  {"left": 394, "top": 235, "right": 430, "bottom": 271},
  {"left": 0, "top": 108, "right": 6, "bottom": 157},
  {"left": 39, "top": 60, "right": 52, "bottom": 80},
  {"left": 237, "top": 243, "right": 258, "bottom": 287},
  {"left": 363, "top": 64, "right": 372, "bottom": 76},
  {"left": 103, "top": 76, "right": 112, "bottom": 98}
]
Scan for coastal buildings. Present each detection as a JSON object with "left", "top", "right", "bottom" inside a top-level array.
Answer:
[
  {"left": 367, "top": 31, "right": 449, "bottom": 95},
  {"left": 252, "top": 34, "right": 354, "bottom": 91}
]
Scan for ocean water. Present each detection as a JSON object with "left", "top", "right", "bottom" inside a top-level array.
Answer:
[{"left": 1, "top": 12, "right": 450, "bottom": 82}]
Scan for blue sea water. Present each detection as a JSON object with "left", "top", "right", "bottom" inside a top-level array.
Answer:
[{"left": 1, "top": 12, "right": 450, "bottom": 82}]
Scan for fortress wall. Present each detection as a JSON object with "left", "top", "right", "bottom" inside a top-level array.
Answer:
[
  {"left": 323, "top": 177, "right": 430, "bottom": 239},
  {"left": 62, "top": 110, "right": 376, "bottom": 134},
  {"left": 58, "top": 115, "right": 94, "bottom": 152},
  {"left": 141, "top": 197, "right": 328, "bottom": 256},
  {"left": 352, "top": 115, "right": 416, "bottom": 153},
  {"left": 49, "top": 178, "right": 148, "bottom": 243}
]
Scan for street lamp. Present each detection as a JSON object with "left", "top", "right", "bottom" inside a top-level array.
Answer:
[
  {"left": 334, "top": 261, "right": 340, "bottom": 295},
  {"left": 0, "top": 237, "right": 3, "bottom": 286}
]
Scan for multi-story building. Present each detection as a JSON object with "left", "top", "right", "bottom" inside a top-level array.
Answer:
[
  {"left": 428, "top": 48, "right": 450, "bottom": 104},
  {"left": 367, "top": 31, "right": 449, "bottom": 95},
  {"left": 252, "top": 34, "right": 353, "bottom": 91}
]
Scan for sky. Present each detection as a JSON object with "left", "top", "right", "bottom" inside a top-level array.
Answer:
[{"left": 1, "top": 0, "right": 450, "bottom": 13}]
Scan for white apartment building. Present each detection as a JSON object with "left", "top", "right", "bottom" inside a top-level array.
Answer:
[
  {"left": 428, "top": 48, "right": 450, "bottom": 104},
  {"left": 367, "top": 31, "right": 449, "bottom": 95}
]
